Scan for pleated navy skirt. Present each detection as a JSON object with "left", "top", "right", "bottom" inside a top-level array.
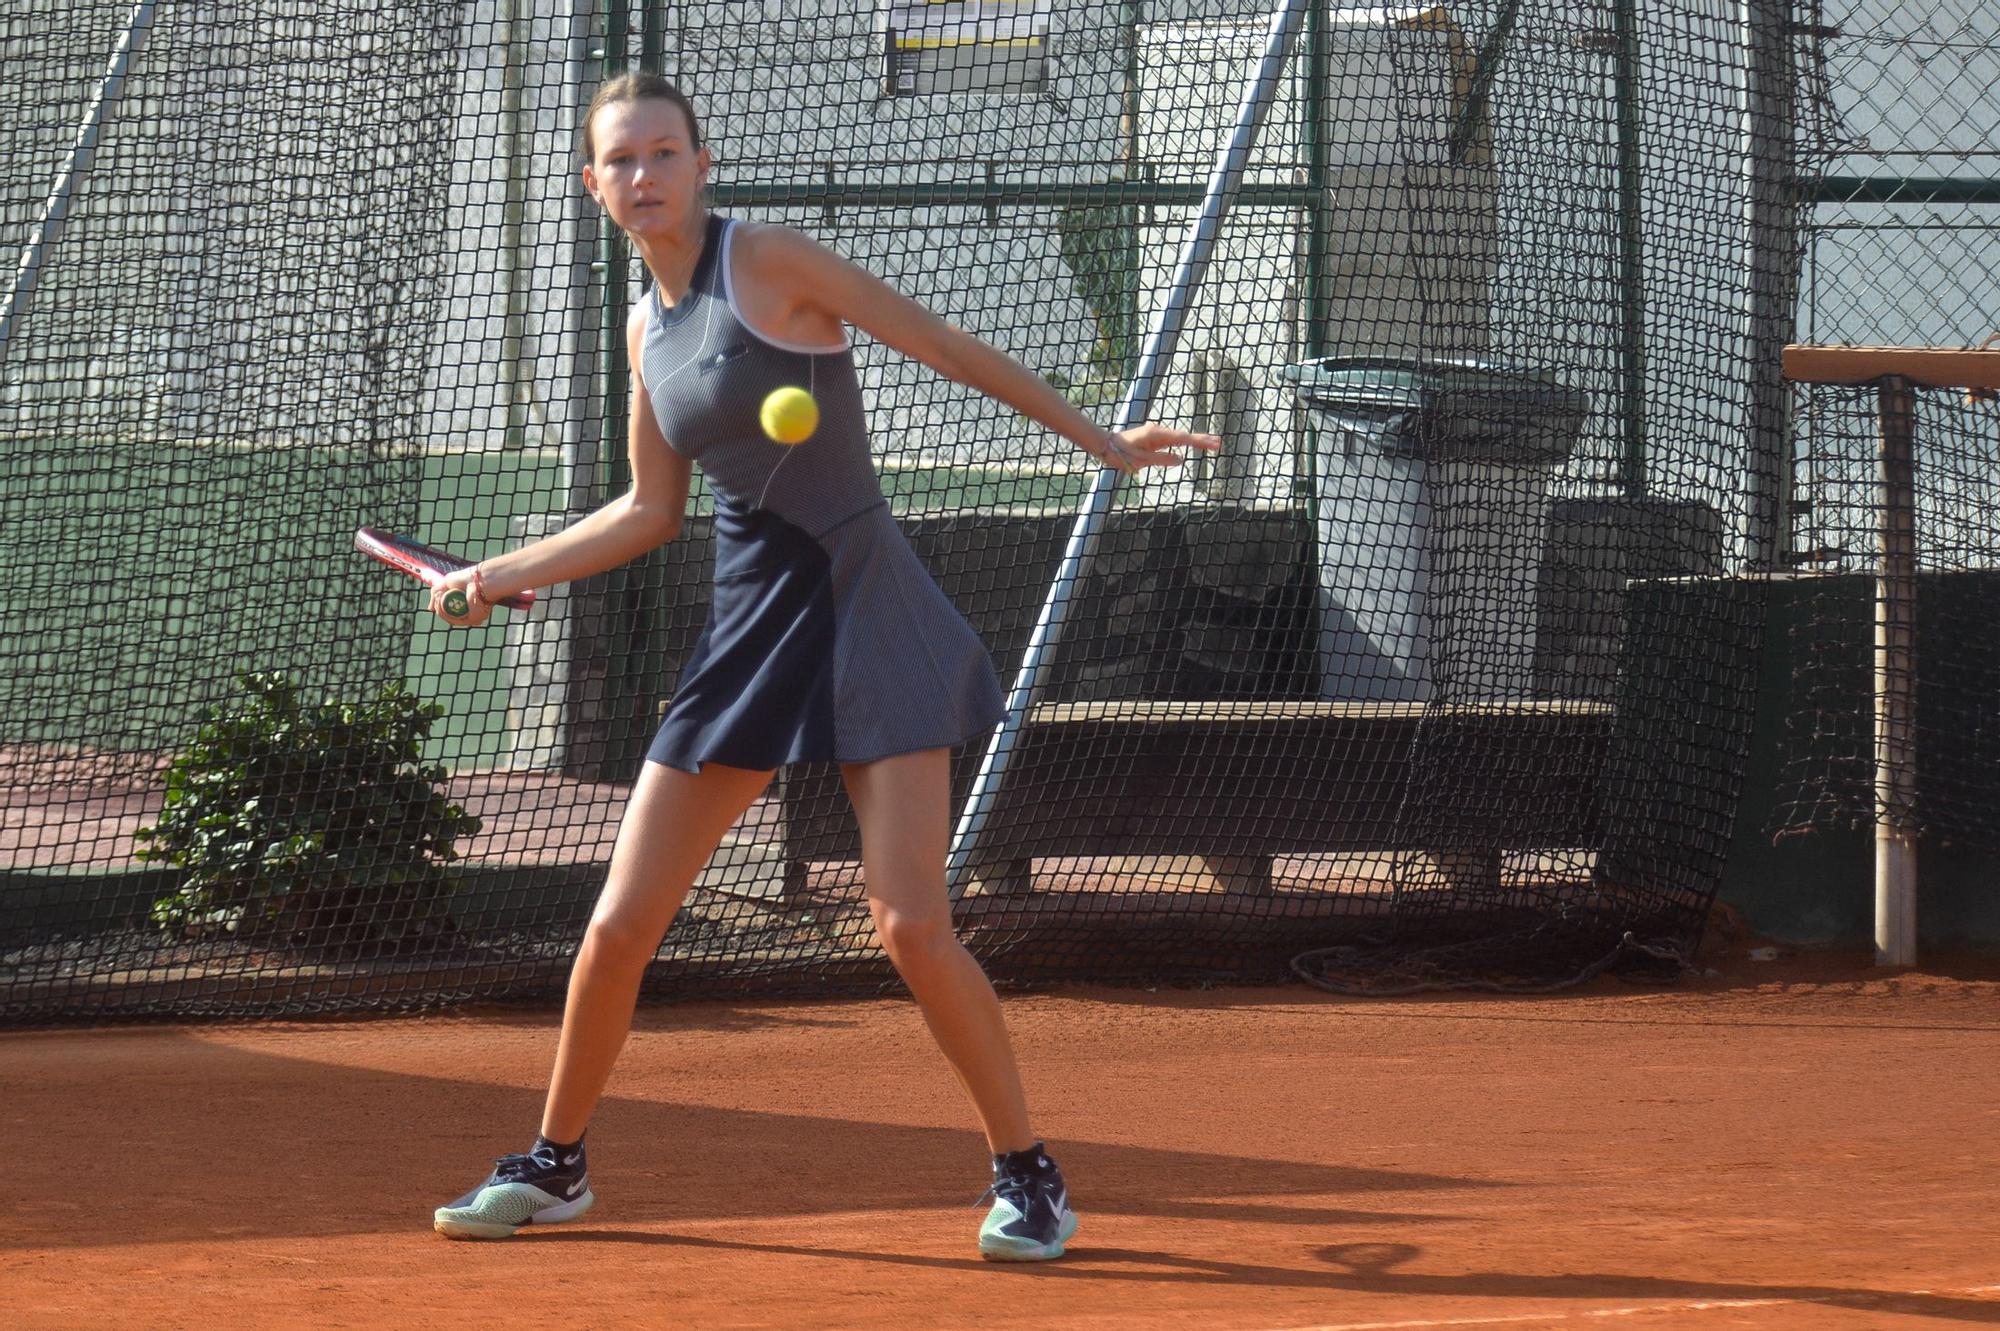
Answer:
[{"left": 648, "top": 500, "right": 1005, "bottom": 773}]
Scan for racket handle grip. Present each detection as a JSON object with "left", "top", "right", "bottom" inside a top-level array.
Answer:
[{"left": 441, "top": 589, "right": 470, "bottom": 619}]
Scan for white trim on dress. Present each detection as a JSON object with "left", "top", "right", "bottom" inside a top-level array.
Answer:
[{"left": 720, "top": 220, "right": 851, "bottom": 355}]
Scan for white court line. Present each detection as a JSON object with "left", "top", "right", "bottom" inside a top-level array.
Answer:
[{"left": 1262, "top": 1283, "right": 2000, "bottom": 1331}]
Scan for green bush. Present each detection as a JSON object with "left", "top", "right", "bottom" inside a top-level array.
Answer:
[
  {"left": 1054, "top": 183, "right": 1140, "bottom": 409},
  {"left": 137, "top": 673, "right": 480, "bottom": 951}
]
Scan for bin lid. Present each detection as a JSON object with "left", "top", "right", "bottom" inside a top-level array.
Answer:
[
  {"left": 1279, "top": 356, "right": 1578, "bottom": 408},
  {"left": 1281, "top": 355, "right": 1590, "bottom": 465}
]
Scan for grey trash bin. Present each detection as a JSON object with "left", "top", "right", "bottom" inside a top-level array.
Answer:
[{"left": 1281, "top": 357, "right": 1589, "bottom": 702}]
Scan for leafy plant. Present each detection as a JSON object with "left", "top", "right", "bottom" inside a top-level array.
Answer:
[
  {"left": 1054, "top": 182, "right": 1141, "bottom": 409},
  {"left": 137, "top": 673, "right": 480, "bottom": 951}
]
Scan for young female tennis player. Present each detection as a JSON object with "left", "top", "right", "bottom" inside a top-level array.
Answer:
[{"left": 428, "top": 73, "right": 1216, "bottom": 1261}]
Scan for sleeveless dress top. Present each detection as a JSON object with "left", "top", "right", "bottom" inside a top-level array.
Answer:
[{"left": 641, "top": 215, "right": 1005, "bottom": 772}]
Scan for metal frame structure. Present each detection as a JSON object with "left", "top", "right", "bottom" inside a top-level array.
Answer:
[
  {"left": 0, "top": 0, "right": 158, "bottom": 363},
  {"left": 944, "top": 0, "right": 1315, "bottom": 898},
  {"left": 1783, "top": 343, "right": 2000, "bottom": 967}
]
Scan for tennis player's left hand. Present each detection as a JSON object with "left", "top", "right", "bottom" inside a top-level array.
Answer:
[{"left": 1091, "top": 423, "right": 1222, "bottom": 476}]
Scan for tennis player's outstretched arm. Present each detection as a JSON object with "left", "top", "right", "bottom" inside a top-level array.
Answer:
[
  {"left": 730, "top": 223, "right": 1220, "bottom": 475},
  {"left": 428, "top": 304, "right": 689, "bottom": 627}
]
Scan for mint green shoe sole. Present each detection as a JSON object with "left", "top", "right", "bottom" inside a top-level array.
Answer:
[
  {"left": 434, "top": 1184, "right": 595, "bottom": 1240},
  {"left": 979, "top": 1208, "right": 1078, "bottom": 1262}
]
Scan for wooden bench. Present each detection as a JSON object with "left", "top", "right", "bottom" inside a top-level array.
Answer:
[{"left": 775, "top": 698, "right": 1611, "bottom": 899}]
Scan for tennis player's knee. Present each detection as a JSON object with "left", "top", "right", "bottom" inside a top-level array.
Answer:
[
  {"left": 581, "top": 909, "right": 662, "bottom": 970},
  {"left": 870, "top": 904, "right": 956, "bottom": 972}
]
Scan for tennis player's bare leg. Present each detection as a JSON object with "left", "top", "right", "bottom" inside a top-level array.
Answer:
[
  {"left": 539, "top": 758, "right": 775, "bottom": 1142},
  {"left": 843, "top": 748, "right": 1074, "bottom": 1260},
  {"left": 841, "top": 747, "right": 1035, "bottom": 1154},
  {"left": 436, "top": 758, "right": 773, "bottom": 1237}
]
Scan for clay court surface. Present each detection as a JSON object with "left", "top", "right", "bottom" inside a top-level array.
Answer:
[{"left": 4, "top": 950, "right": 1999, "bottom": 1331}]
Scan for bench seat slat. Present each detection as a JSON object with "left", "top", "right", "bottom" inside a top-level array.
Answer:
[{"left": 778, "top": 699, "right": 1610, "bottom": 866}]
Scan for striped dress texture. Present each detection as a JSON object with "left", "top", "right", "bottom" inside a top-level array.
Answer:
[{"left": 640, "top": 215, "right": 1005, "bottom": 772}]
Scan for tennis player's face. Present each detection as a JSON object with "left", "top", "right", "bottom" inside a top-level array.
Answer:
[{"left": 585, "top": 99, "right": 709, "bottom": 236}]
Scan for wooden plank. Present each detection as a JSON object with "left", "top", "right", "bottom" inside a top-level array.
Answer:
[
  {"left": 1029, "top": 699, "right": 1613, "bottom": 725},
  {"left": 1783, "top": 344, "right": 2000, "bottom": 391}
]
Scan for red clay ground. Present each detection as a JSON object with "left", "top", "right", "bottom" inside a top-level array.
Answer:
[{"left": 4, "top": 947, "right": 1999, "bottom": 1331}]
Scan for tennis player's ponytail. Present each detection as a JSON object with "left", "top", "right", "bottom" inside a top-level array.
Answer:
[{"left": 581, "top": 73, "right": 703, "bottom": 162}]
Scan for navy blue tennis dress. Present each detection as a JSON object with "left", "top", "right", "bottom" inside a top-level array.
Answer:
[{"left": 641, "top": 215, "right": 1005, "bottom": 772}]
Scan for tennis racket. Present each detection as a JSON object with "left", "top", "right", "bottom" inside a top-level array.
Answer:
[{"left": 353, "top": 527, "right": 535, "bottom": 617}]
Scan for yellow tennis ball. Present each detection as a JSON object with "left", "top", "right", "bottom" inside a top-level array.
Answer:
[{"left": 759, "top": 386, "right": 819, "bottom": 445}]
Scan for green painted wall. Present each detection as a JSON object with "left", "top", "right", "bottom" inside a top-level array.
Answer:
[
  {"left": 1, "top": 436, "right": 425, "bottom": 754},
  {"left": 1, "top": 436, "right": 1086, "bottom": 771},
  {"left": 405, "top": 448, "right": 568, "bottom": 769}
]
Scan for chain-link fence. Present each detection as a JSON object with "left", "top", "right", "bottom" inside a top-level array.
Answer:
[
  {"left": 4, "top": 1, "right": 1995, "bottom": 1020},
  {"left": 1775, "top": 1, "right": 2000, "bottom": 862}
]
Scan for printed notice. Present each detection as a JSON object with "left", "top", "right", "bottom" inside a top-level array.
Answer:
[{"left": 885, "top": 1, "right": 1052, "bottom": 96}]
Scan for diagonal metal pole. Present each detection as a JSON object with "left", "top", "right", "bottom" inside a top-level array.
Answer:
[
  {"left": 0, "top": 0, "right": 159, "bottom": 362},
  {"left": 946, "top": 0, "right": 1314, "bottom": 900}
]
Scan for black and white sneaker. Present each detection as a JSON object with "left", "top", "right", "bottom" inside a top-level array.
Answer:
[
  {"left": 433, "top": 1137, "right": 594, "bottom": 1239},
  {"left": 977, "top": 1143, "right": 1077, "bottom": 1261}
]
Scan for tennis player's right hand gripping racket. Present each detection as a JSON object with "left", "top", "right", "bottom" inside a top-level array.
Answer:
[{"left": 353, "top": 527, "right": 536, "bottom": 618}]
